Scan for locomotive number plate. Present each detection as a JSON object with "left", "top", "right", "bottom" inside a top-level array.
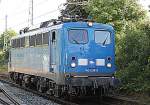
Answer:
[{"left": 85, "top": 69, "right": 98, "bottom": 72}]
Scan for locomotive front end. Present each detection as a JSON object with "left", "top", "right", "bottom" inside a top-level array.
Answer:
[{"left": 63, "top": 22, "right": 119, "bottom": 96}]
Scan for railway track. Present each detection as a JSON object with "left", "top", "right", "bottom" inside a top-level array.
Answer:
[
  {"left": 0, "top": 82, "right": 23, "bottom": 105},
  {"left": 0, "top": 78, "right": 78, "bottom": 105},
  {"left": 0, "top": 74, "right": 148, "bottom": 105}
]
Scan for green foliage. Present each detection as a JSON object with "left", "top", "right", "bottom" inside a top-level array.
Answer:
[
  {"left": 0, "top": 65, "right": 8, "bottom": 73},
  {"left": 0, "top": 29, "right": 16, "bottom": 65},
  {"left": 0, "top": 29, "right": 16, "bottom": 50},
  {"left": 87, "top": 0, "right": 145, "bottom": 31},
  {"left": 61, "top": 0, "right": 89, "bottom": 18},
  {"left": 116, "top": 21, "right": 150, "bottom": 93},
  {"left": 0, "top": 51, "right": 5, "bottom": 65}
]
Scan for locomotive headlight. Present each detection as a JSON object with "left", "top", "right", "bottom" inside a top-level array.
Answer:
[
  {"left": 107, "top": 63, "right": 112, "bottom": 68},
  {"left": 71, "top": 62, "right": 76, "bottom": 68},
  {"left": 87, "top": 21, "right": 93, "bottom": 27}
]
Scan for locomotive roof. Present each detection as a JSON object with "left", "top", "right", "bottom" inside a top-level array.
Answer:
[
  {"left": 63, "top": 22, "right": 114, "bottom": 30},
  {"left": 11, "top": 22, "right": 114, "bottom": 40}
]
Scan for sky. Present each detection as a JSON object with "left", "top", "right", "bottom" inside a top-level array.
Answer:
[
  {"left": 139, "top": 0, "right": 150, "bottom": 10},
  {"left": 0, "top": 0, "right": 150, "bottom": 34},
  {"left": 0, "top": 0, "right": 66, "bottom": 33}
]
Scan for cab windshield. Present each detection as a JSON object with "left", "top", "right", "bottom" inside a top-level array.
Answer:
[
  {"left": 68, "top": 29, "right": 88, "bottom": 44},
  {"left": 95, "top": 30, "right": 111, "bottom": 45}
]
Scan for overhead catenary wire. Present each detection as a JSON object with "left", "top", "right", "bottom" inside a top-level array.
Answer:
[
  {"left": 9, "top": 8, "right": 59, "bottom": 29},
  {"left": 8, "top": 0, "right": 49, "bottom": 16},
  {"left": 0, "top": 0, "right": 50, "bottom": 22},
  {"left": 2, "top": 1, "right": 89, "bottom": 32},
  {"left": 0, "top": 0, "right": 51, "bottom": 25},
  {"left": 7, "top": 0, "right": 50, "bottom": 20},
  {"left": 9, "top": 1, "right": 66, "bottom": 29},
  {"left": 0, "top": 0, "right": 59, "bottom": 32},
  {"left": 11, "top": 1, "right": 88, "bottom": 17}
]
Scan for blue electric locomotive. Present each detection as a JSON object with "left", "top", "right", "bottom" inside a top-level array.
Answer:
[{"left": 9, "top": 19, "right": 118, "bottom": 97}]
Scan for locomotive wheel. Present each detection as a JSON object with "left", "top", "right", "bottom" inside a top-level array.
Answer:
[
  {"left": 9, "top": 72, "right": 14, "bottom": 81},
  {"left": 64, "top": 93, "right": 73, "bottom": 101},
  {"left": 22, "top": 80, "right": 27, "bottom": 87},
  {"left": 54, "top": 85, "right": 62, "bottom": 98},
  {"left": 37, "top": 80, "right": 44, "bottom": 93},
  {"left": 18, "top": 74, "right": 23, "bottom": 86},
  {"left": 22, "top": 75, "right": 30, "bottom": 88},
  {"left": 14, "top": 73, "right": 19, "bottom": 84}
]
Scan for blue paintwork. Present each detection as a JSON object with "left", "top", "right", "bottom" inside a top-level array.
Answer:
[{"left": 60, "top": 22, "right": 116, "bottom": 76}]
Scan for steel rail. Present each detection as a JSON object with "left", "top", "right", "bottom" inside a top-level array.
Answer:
[
  {"left": 0, "top": 97, "right": 10, "bottom": 105},
  {"left": 0, "top": 79, "right": 79, "bottom": 105},
  {"left": 0, "top": 88, "right": 21, "bottom": 105}
]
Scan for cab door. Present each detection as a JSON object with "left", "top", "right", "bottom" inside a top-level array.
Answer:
[{"left": 50, "top": 30, "right": 57, "bottom": 72}]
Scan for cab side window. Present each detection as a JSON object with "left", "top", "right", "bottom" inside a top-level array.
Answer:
[
  {"left": 51, "top": 30, "right": 56, "bottom": 45},
  {"left": 43, "top": 32, "right": 49, "bottom": 45},
  {"left": 29, "top": 35, "right": 36, "bottom": 46},
  {"left": 20, "top": 37, "right": 25, "bottom": 47},
  {"left": 11, "top": 39, "right": 15, "bottom": 48},
  {"left": 36, "top": 34, "right": 42, "bottom": 45},
  {"left": 17, "top": 38, "right": 21, "bottom": 48}
]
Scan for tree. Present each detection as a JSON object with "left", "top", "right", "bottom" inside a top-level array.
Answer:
[
  {"left": 61, "top": 0, "right": 89, "bottom": 18},
  {"left": 0, "top": 29, "right": 16, "bottom": 65},
  {"left": 0, "top": 29, "right": 16, "bottom": 50},
  {"left": 86, "top": 0, "right": 145, "bottom": 32},
  {"left": 116, "top": 21, "right": 150, "bottom": 93}
]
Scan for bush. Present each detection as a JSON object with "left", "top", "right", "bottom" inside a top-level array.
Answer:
[{"left": 116, "top": 21, "right": 150, "bottom": 94}]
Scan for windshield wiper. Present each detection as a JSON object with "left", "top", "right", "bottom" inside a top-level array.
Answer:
[
  {"left": 73, "top": 39, "right": 79, "bottom": 44},
  {"left": 102, "top": 35, "right": 109, "bottom": 45}
]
